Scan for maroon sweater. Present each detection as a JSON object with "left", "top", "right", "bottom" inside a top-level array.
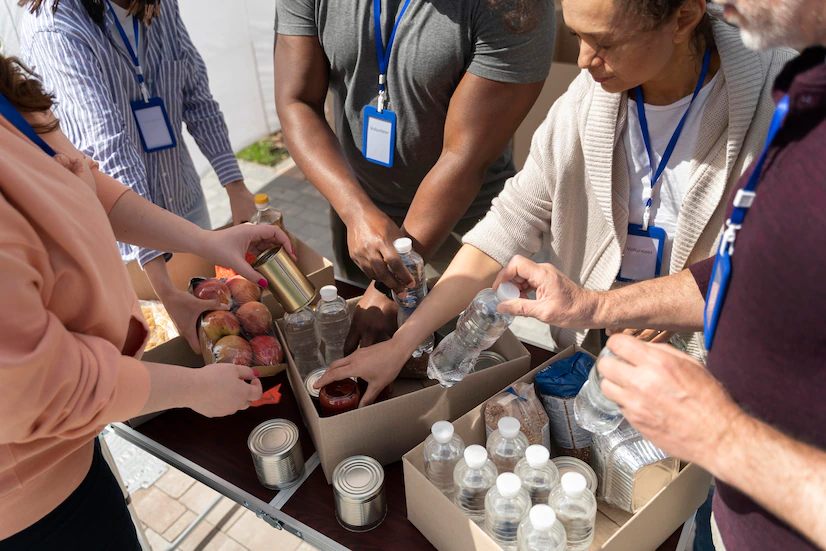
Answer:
[{"left": 690, "top": 48, "right": 826, "bottom": 550}]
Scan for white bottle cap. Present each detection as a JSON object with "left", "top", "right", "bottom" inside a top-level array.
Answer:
[
  {"left": 320, "top": 285, "right": 338, "bottom": 302},
  {"left": 393, "top": 237, "right": 413, "bottom": 254},
  {"left": 497, "top": 416, "right": 521, "bottom": 439},
  {"left": 496, "top": 472, "right": 522, "bottom": 498},
  {"left": 431, "top": 421, "right": 455, "bottom": 444},
  {"left": 561, "top": 472, "right": 587, "bottom": 497},
  {"left": 496, "top": 281, "right": 520, "bottom": 302},
  {"left": 525, "top": 445, "right": 550, "bottom": 469},
  {"left": 529, "top": 504, "right": 557, "bottom": 531},
  {"left": 464, "top": 445, "right": 488, "bottom": 469}
]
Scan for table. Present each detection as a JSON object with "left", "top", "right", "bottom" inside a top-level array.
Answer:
[{"left": 112, "top": 280, "right": 692, "bottom": 551}]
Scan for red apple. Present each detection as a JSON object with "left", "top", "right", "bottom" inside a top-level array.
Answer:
[
  {"left": 213, "top": 335, "right": 252, "bottom": 366},
  {"left": 194, "top": 279, "right": 232, "bottom": 308},
  {"left": 236, "top": 301, "right": 273, "bottom": 336},
  {"left": 250, "top": 335, "right": 283, "bottom": 366},
  {"left": 226, "top": 275, "right": 261, "bottom": 305},
  {"left": 200, "top": 310, "right": 241, "bottom": 344}
]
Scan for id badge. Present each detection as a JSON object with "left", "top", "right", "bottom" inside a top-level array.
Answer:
[
  {"left": 704, "top": 242, "right": 732, "bottom": 350},
  {"left": 362, "top": 105, "right": 396, "bottom": 167},
  {"left": 617, "top": 224, "right": 666, "bottom": 282},
  {"left": 131, "top": 97, "right": 176, "bottom": 153}
]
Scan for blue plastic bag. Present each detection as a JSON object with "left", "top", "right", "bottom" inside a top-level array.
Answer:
[{"left": 535, "top": 352, "right": 594, "bottom": 399}]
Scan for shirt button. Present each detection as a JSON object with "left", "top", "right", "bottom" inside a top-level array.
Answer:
[{"left": 802, "top": 95, "right": 813, "bottom": 105}]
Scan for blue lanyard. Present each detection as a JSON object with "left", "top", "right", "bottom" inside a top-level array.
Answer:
[
  {"left": 0, "top": 91, "right": 56, "bottom": 157},
  {"left": 373, "top": 0, "right": 413, "bottom": 112},
  {"left": 106, "top": 0, "right": 149, "bottom": 102},
  {"left": 635, "top": 49, "right": 711, "bottom": 230}
]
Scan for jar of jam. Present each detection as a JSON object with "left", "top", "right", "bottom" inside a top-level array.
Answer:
[
  {"left": 319, "top": 379, "right": 361, "bottom": 417},
  {"left": 357, "top": 378, "right": 393, "bottom": 404}
]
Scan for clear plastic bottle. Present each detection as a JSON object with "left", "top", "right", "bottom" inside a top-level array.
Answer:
[
  {"left": 427, "top": 282, "right": 520, "bottom": 387},
  {"left": 250, "top": 193, "right": 285, "bottom": 230},
  {"left": 487, "top": 417, "right": 529, "bottom": 474},
  {"left": 453, "top": 444, "right": 498, "bottom": 526},
  {"left": 515, "top": 445, "right": 560, "bottom": 507},
  {"left": 284, "top": 306, "right": 323, "bottom": 381},
  {"left": 485, "top": 472, "right": 532, "bottom": 550},
  {"left": 549, "top": 472, "right": 597, "bottom": 551},
  {"left": 315, "top": 285, "right": 350, "bottom": 364},
  {"left": 423, "top": 421, "right": 466, "bottom": 500},
  {"left": 392, "top": 238, "right": 434, "bottom": 358},
  {"left": 517, "top": 504, "right": 567, "bottom": 551},
  {"left": 573, "top": 346, "right": 625, "bottom": 435}
]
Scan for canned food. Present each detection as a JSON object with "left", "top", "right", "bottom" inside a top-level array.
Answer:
[
  {"left": 552, "top": 456, "right": 598, "bottom": 495},
  {"left": 248, "top": 419, "right": 305, "bottom": 490},
  {"left": 252, "top": 245, "right": 316, "bottom": 314},
  {"left": 305, "top": 367, "right": 327, "bottom": 400},
  {"left": 473, "top": 351, "right": 507, "bottom": 373},
  {"left": 332, "top": 456, "right": 387, "bottom": 532}
]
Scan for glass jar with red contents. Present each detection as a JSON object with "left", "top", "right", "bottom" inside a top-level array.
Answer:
[
  {"left": 319, "top": 379, "right": 361, "bottom": 417},
  {"left": 357, "top": 378, "right": 393, "bottom": 404}
]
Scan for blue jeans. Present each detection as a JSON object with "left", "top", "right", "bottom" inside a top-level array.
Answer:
[
  {"left": 183, "top": 193, "right": 212, "bottom": 230},
  {"left": 694, "top": 486, "right": 716, "bottom": 551}
]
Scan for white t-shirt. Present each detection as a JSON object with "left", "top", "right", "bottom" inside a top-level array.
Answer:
[{"left": 624, "top": 71, "right": 720, "bottom": 275}]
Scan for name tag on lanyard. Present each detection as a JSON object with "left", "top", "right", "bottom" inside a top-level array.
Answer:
[{"left": 618, "top": 224, "right": 666, "bottom": 282}]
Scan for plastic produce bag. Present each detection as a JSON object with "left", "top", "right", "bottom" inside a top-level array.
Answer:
[
  {"left": 484, "top": 383, "right": 550, "bottom": 448},
  {"left": 139, "top": 300, "right": 179, "bottom": 351},
  {"left": 535, "top": 352, "right": 594, "bottom": 461}
]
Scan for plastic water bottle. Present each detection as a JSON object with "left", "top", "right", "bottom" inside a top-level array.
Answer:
[
  {"left": 485, "top": 472, "right": 532, "bottom": 550},
  {"left": 517, "top": 504, "right": 567, "bottom": 551},
  {"left": 391, "top": 238, "right": 435, "bottom": 358},
  {"left": 487, "top": 417, "right": 529, "bottom": 474},
  {"left": 573, "top": 346, "right": 625, "bottom": 434},
  {"left": 453, "top": 445, "right": 498, "bottom": 526},
  {"left": 549, "top": 473, "right": 597, "bottom": 551},
  {"left": 284, "top": 306, "right": 323, "bottom": 381},
  {"left": 515, "top": 445, "right": 560, "bottom": 507},
  {"left": 250, "top": 193, "right": 284, "bottom": 230},
  {"left": 315, "top": 285, "right": 350, "bottom": 364},
  {"left": 427, "top": 282, "right": 520, "bottom": 387},
  {"left": 423, "top": 421, "right": 465, "bottom": 500}
]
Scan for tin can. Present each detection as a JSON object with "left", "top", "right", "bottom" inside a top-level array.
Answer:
[
  {"left": 248, "top": 419, "right": 305, "bottom": 490},
  {"left": 304, "top": 367, "right": 327, "bottom": 400},
  {"left": 332, "top": 456, "right": 387, "bottom": 532},
  {"left": 252, "top": 245, "right": 316, "bottom": 314},
  {"left": 473, "top": 350, "right": 507, "bottom": 373}
]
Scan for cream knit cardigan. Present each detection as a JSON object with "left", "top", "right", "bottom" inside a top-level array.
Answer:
[{"left": 463, "top": 19, "right": 797, "bottom": 357}]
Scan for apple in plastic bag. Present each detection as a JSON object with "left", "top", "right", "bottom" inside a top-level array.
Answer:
[
  {"left": 213, "top": 335, "right": 253, "bottom": 366},
  {"left": 226, "top": 275, "right": 261, "bottom": 305},
  {"left": 194, "top": 279, "right": 232, "bottom": 308},
  {"left": 201, "top": 310, "right": 241, "bottom": 344},
  {"left": 236, "top": 301, "right": 273, "bottom": 336},
  {"left": 250, "top": 335, "right": 283, "bottom": 366}
]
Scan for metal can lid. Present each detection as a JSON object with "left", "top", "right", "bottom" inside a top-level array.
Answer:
[
  {"left": 552, "top": 456, "right": 598, "bottom": 494},
  {"left": 333, "top": 456, "right": 384, "bottom": 502},
  {"left": 474, "top": 351, "right": 507, "bottom": 372},
  {"left": 305, "top": 368, "right": 327, "bottom": 398},
  {"left": 251, "top": 245, "right": 282, "bottom": 269},
  {"left": 248, "top": 419, "right": 299, "bottom": 459}
]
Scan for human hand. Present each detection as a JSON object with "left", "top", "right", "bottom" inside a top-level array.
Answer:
[
  {"left": 190, "top": 363, "right": 263, "bottom": 417},
  {"left": 606, "top": 327, "right": 674, "bottom": 343},
  {"left": 160, "top": 289, "right": 229, "bottom": 354},
  {"left": 598, "top": 334, "right": 744, "bottom": 466},
  {"left": 225, "top": 180, "right": 257, "bottom": 225},
  {"left": 196, "top": 223, "right": 295, "bottom": 286},
  {"left": 315, "top": 339, "right": 405, "bottom": 407},
  {"left": 492, "top": 255, "right": 601, "bottom": 327},
  {"left": 345, "top": 210, "right": 414, "bottom": 293},
  {"left": 343, "top": 283, "right": 398, "bottom": 355}
]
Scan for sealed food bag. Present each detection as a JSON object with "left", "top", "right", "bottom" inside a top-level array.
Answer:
[
  {"left": 139, "top": 300, "right": 179, "bottom": 351},
  {"left": 485, "top": 383, "right": 550, "bottom": 449},
  {"left": 535, "top": 352, "right": 593, "bottom": 461}
]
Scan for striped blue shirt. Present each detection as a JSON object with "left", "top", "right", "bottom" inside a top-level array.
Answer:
[{"left": 21, "top": 0, "right": 243, "bottom": 266}]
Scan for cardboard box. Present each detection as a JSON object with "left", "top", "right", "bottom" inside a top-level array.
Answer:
[
  {"left": 403, "top": 345, "right": 713, "bottom": 551},
  {"left": 278, "top": 303, "right": 532, "bottom": 484}
]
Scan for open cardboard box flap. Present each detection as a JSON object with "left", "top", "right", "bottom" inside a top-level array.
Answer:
[{"left": 403, "top": 345, "right": 712, "bottom": 551}]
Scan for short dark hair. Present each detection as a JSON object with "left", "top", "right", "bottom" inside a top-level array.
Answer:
[
  {"left": 20, "top": 0, "right": 161, "bottom": 26},
  {"left": 622, "top": 0, "right": 714, "bottom": 54},
  {"left": 0, "top": 54, "right": 59, "bottom": 133},
  {"left": 487, "top": 0, "right": 550, "bottom": 34}
]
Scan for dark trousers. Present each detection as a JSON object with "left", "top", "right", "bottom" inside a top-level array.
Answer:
[{"left": 0, "top": 439, "right": 140, "bottom": 551}]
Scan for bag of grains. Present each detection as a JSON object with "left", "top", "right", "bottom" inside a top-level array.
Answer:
[{"left": 484, "top": 383, "right": 550, "bottom": 449}]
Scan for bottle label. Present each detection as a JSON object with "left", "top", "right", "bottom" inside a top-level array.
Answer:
[{"left": 540, "top": 394, "right": 592, "bottom": 450}]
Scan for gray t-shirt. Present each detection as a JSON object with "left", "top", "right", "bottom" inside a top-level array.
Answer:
[{"left": 276, "top": 0, "right": 555, "bottom": 219}]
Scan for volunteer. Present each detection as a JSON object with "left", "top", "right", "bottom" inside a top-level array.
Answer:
[
  {"left": 477, "top": 0, "right": 826, "bottom": 547},
  {"left": 274, "top": 0, "right": 555, "bottom": 349},
  {"left": 0, "top": 54, "right": 293, "bottom": 549},
  {"left": 317, "top": 0, "right": 795, "bottom": 403},
  {"left": 20, "top": 0, "right": 257, "bottom": 354}
]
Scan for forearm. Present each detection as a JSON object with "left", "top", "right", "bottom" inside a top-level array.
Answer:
[
  {"left": 138, "top": 361, "right": 202, "bottom": 415},
  {"left": 394, "top": 245, "right": 502, "bottom": 355},
  {"left": 594, "top": 269, "right": 705, "bottom": 332},
  {"left": 711, "top": 413, "right": 826, "bottom": 548},
  {"left": 143, "top": 257, "right": 179, "bottom": 300}
]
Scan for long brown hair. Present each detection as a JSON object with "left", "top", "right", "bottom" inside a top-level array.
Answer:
[
  {"left": 0, "top": 54, "right": 58, "bottom": 133},
  {"left": 20, "top": 0, "right": 161, "bottom": 26}
]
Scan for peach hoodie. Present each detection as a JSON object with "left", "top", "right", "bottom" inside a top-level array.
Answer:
[{"left": 0, "top": 113, "right": 152, "bottom": 539}]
